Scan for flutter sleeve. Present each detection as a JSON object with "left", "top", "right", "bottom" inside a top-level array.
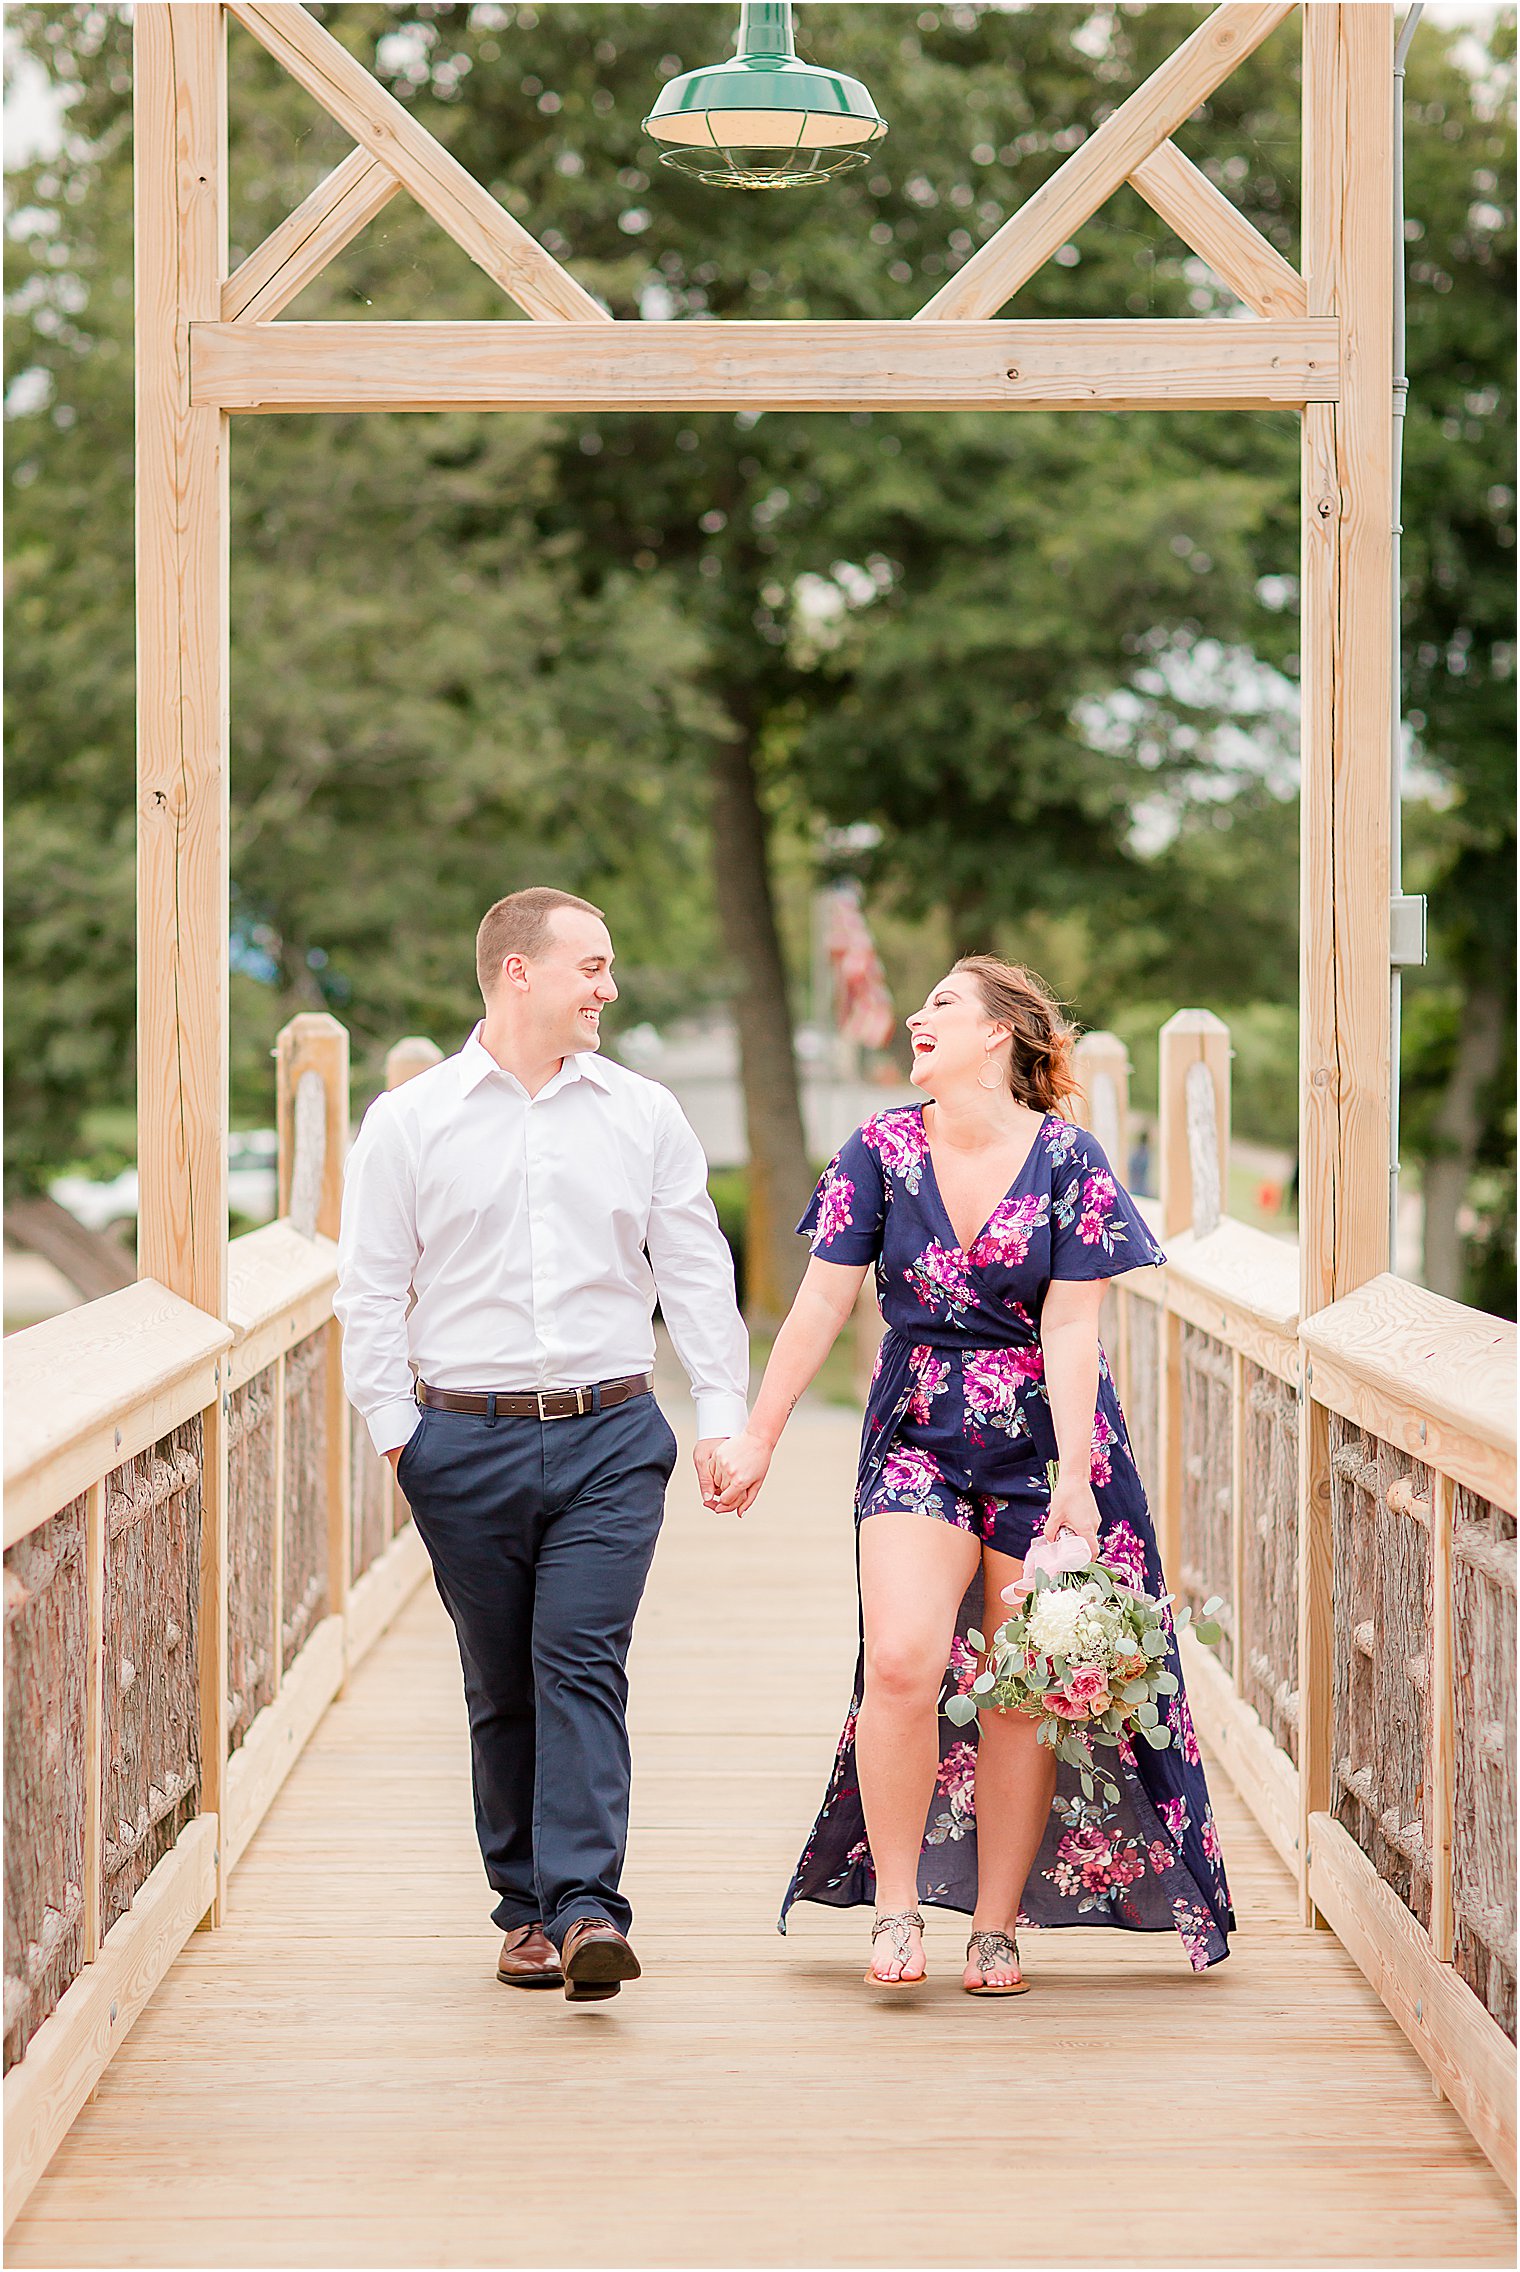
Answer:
[
  {"left": 796, "top": 1125, "right": 887, "bottom": 1267},
  {"left": 1048, "top": 1126, "right": 1167, "bottom": 1281}
]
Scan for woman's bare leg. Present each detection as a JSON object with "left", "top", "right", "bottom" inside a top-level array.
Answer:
[
  {"left": 856, "top": 1510, "right": 980, "bottom": 1981},
  {"left": 966, "top": 1544, "right": 1058, "bottom": 1988}
]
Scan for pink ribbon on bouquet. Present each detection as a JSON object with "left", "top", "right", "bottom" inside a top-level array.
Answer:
[{"left": 1001, "top": 1526, "right": 1092, "bottom": 1607}]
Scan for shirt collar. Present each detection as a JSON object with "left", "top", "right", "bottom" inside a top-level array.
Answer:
[{"left": 457, "top": 1022, "right": 612, "bottom": 1100}]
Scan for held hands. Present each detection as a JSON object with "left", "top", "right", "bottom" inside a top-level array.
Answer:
[
  {"left": 1043, "top": 1468, "right": 1101, "bottom": 1556},
  {"left": 707, "top": 1429, "right": 773, "bottom": 1517}
]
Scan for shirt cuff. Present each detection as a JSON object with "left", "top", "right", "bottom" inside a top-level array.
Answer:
[
  {"left": 693, "top": 1391, "right": 750, "bottom": 1443},
  {"left": 367, "top": 1397, "right": 421, "bottom": 1458}
]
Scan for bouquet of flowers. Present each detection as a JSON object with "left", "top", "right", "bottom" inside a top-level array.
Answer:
[{"left": 945, "top": 1463, "right": 1222, "bottom": 1805}]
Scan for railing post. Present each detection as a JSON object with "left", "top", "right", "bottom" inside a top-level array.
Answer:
[
  {"left": 1428, "top": 1469, "right": 1456, "bottom": 1962},
  {"left": 386, "top": 1036, "right": 445, "bottom": 1090},
  {"left": 1156, "top": 1011, "right": 1231, "bottom": 1596},
  {"left": 1298, "top": 1376, "right": 1334, "bottom": 1925},
  {"left": 276, "top": 1014, "right": 352, "bottom": 1671},
  {"left": 1072, "top": 1030, "right": 1131, "bottom": 1174}
]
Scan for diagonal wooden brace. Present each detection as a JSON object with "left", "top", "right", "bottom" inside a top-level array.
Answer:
[
  {"left": 915, "top": 0, "right": 1299, "bottom": 320},
  {"left": 1129, "top": 140, "right": 1307, "bottom": 319},
  {"left": 223, "top": 147, "right": 402, "bottom": 323},
  {"left": 226, "top": 1, "right": 608, "bottom": 322}
]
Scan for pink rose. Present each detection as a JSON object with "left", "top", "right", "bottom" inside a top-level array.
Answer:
[{"left": 1067, "top": 1666, "right": 1109, "bottom": 1705}]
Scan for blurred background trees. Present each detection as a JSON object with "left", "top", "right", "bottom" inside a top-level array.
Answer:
[{"left": 5, "top": 3, "right": 1513, "bottom": 1316}]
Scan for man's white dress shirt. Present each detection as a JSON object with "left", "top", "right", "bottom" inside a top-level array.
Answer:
[{"left": 335, "top": 1026, "right": 750, "bottom": 1457}]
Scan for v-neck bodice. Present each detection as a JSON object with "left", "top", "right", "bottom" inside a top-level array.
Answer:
[
  {"left": 918, "top": 1106, "right": 1053, "bottom": 1258},
  {"left": 800, "top": 1103, "right": 1163, "bottom": 1351}
]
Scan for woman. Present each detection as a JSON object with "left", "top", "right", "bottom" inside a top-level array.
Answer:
[{"left": 710, "top": 957, "right": 1233, "bottom": 1992}]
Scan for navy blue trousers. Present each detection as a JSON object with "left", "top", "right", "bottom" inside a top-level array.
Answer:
[{"left": 396, "top": 1395, "right": 677, "bottom": 1948}]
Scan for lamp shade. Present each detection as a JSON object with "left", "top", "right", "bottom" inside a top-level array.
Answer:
[{"left": 643, "top": 2, "right": 886, "bottom": 189}]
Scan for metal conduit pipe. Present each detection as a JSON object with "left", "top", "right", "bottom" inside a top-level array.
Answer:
[{"left": 1389, "top": 3, "right": 1428, "bottom": 1273}]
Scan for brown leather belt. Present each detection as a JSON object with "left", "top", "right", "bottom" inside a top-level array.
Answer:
[{"left": 416, "top": 1372, "right": 654, "bottom": 1422}]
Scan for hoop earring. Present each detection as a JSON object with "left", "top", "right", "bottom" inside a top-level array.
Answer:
[{"left": 977, "top": 1056, "right": 1002, "bottom": 1093}]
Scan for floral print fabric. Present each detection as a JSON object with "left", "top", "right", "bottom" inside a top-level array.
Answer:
[{"left": 782, "top": 1107, "right": 1234, "bottom": 1970}]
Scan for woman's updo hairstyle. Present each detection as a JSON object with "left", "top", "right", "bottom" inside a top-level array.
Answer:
[{"left": 953, "top": 955, "right": 1082, "bottom": 1115}]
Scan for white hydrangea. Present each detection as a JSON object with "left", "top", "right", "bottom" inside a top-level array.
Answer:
[{"left": 1024, "top": 1586, "right": 1087, "bottom": 1658}]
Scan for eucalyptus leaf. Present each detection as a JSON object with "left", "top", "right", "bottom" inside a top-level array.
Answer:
[
  {"left": 945, "top": 1693, "right": 978, "bottom": 1727},
  {"left": 966, "top": 1628, "right": 985, "bottom": 1652},
  {"left": 1202, "top": 1595, "right": 1225, "bottom": 1617}
]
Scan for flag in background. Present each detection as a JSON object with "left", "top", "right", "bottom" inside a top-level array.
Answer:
[{"left": 824, "top": 883, "right": 896, "bottom": 1052}]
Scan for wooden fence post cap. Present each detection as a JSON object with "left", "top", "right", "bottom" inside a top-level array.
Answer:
[
  {"left": 277, "top": 1012, "right": 348, "bottom": 1048},
  {"left": 1160, "top": 1008, "right": 1231, "bottom": 1038},
  {"left": 385, "top": 1038, "right": 444, "bottom": 1090}
]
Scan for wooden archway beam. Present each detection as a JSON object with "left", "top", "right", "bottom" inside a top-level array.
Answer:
[
  {"left": 225, "top": 0, "right": 608, "bottom": 323},
  {"left": 222, "top": 146, "right": 401, "bottom": 323},
  {"left": 188, "top": 316, "right": 1338, "bottom": 415},
  {"left": 915, "top": 0, "right": 1298, "bottom": 320}
]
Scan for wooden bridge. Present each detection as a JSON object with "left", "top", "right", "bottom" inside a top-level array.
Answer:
[
  {"left": 6, "top": 1378, "right": 1515, "bottom": 2268},
  {"left": 5, "top": 2, "right": 1517, "bottom": 2254},
  {"left": 6, "top": 1011, "right": 1516, "bottom": 2259}
]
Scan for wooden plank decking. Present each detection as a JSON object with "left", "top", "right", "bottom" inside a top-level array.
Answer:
[{"left": 8, "top": 1403, "right": 1513, "bottom": 2268}]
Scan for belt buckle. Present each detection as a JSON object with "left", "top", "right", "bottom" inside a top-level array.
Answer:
[{"left": 537, "top": 1386, "right": 591, "bottom": 1421}]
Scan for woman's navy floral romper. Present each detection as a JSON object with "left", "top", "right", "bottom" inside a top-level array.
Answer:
[{"left": 779, "top": 1106, "right": 1234, "bottom": 1970}]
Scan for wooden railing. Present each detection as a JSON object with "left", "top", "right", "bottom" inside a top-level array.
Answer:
[
  {"left": 3, "top": 1018, "right": 440, "bottom": 2222},
  {"left": 1090, "top": 1014, "right": 1517, "bottom": 2187},
  {"left": 5, "top": 1007, "right": 1514, "bottom": 2205}
]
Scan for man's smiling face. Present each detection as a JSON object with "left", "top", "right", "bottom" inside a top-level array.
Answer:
[{"left": 513, "top": 906, "right": 619, "bottom": 1057}]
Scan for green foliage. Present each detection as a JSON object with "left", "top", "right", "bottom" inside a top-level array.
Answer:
[{"left": 4, "top": 0, "right": 1512, "bottom": 1311}]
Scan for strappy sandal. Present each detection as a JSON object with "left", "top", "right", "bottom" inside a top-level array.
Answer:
[
  {"left": 865, "top": 1908, "right": 927, "bottom": 1989},
  {"left": 965, "top": 1926, "right": 1031, "bottom": 1996}
]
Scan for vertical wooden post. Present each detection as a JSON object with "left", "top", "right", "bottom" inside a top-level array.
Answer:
[
  {"left": 1300, "top": 2, "right": 1394, "bottom": 1316},
  {"left": 1428, "top": 1468, "right": 1455, "bottom": 1963},
  {"left": 276, "top": 1014, "right": 352, "bottom": 1651},
  {"left": 1156, "top": 1011, "right": 1231, "bottom": 1587},
  {"left": 135, "top": 2, "right": 230, "bottom": 1924},
  {"left": 1297, "top": 1381, "right": 1334, "bottom": 1923},
  {"left": 1297, "top": 2, "right": 1395, "bottom": 1925},
  {"left": 1072, "top": 1030, "right": 1131, "bottom": 1173},
  {"left": 1158, "top": 1010, "right": 1231, "bottom": 1241},
  {"left": 269, "top": 1351, "right": 287, "bottom": 1708},
  {"left": 81, "top": 1480, "right": 106, "bottom": 1964},
  {"left": 385, "top": 1036, "right": 445, "bottom": 1090},
  {"left": 276, "top": 1012, "right": 350, "bottom": 1235},
  {"left": 1230, "top": 1347, "right": 1247, "bottom": 1694}
]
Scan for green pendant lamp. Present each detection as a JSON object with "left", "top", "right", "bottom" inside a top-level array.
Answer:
[{"left": 643, "top": 2, "right": 887, "bottom": 189}]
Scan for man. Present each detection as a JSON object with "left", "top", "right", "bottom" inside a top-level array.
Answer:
[{"left": 335, "top": 888, "right": 749, "bottom": 2001}]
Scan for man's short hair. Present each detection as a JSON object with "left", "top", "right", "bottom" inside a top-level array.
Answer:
[{"left": 475, "top": 887, "right": 607, "bottom": 998}]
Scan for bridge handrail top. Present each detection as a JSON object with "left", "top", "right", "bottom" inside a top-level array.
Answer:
[
  {"left": 1301, "top": 1272, "right": 1517, "bottom": 1495},
  {"left": 1163, "top": 1216, "right": 1301, "bottom": 1335},
  {"left": 4, "top": 1280, "right": 230, "bottom": 1548}
]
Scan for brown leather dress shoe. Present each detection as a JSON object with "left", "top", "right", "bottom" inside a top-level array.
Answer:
[
  {"left": 496, "top": 1923, "right": 564, "bottom": 1989},
  {"left": 560, "top": 1917, "right": 641, "bottom": 2002}
]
